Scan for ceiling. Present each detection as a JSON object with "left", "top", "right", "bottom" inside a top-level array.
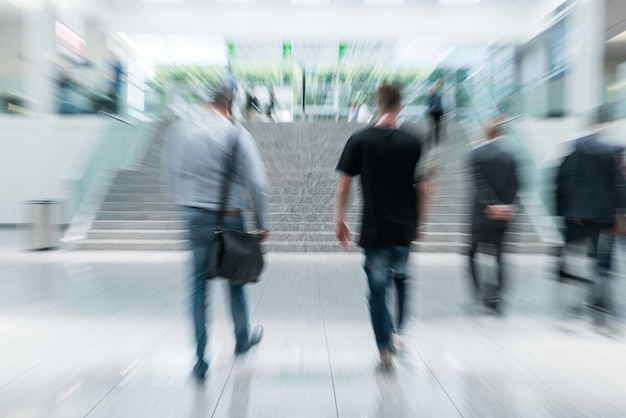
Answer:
[{"left": 4, "top": 0, "right": 626, "bottom": 68}]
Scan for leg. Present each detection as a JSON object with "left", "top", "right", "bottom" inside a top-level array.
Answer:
[
  {"left": 468, "top": 232, "right": 481, "bottom": 301},
  {"left": 229, "top": 282, "right": 250, "bottom": 352},
  {"left": 493, "top": 228, "right": 506, "bottom": 296},
  {"left": 389, "top": 246, "right": 411, "bottom": 333},
  {"left": 428, "top": 114, "right": 436, "bottom": 148},
  {"left": 433, "top": 114, "right": 442, "bottom": 144},
  {"left": 590, "top": 225, "right": 615, "bottom": 312},
  {"left": 184, "top": 208, "right": 217, "bottom": 375},
  {"left": 364, "top": 248, "right": 393, "bottom": 351},
  {"left": 222, "top": 214, "right": 254, "bottom": 350}
]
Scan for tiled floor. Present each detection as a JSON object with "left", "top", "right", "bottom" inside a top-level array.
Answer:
[{"left": 1, "top": 248, "right": 626, "bottom": 417}]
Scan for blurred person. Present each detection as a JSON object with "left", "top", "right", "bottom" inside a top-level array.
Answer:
[
  {"left": 221, "top": 66, "right": 245, "bottom": 121},
  {"left": 335, "top": 84, "right": 430, "bottom": 370},
  {"left": 555, "top": 112, "right": 626, "bottom": 315},
  {"left": 266, "top": 90, "right": 277, "bottom": 122},
  {"left": 108, "top": 56, "right": 124, "bottom": 114},
  {"left": 356, "top": 102, "right": 372, "bottom": 123},
  {"left": 427, "top": 79, "right": 444, "bottom": 147},
  {"left": 468, "top": 120, "right": 519, "bottom": 313},
  {"left": 245, "top": 91, "right": 263, "bottom": 120},
  {"left": 163, "top": 86, "right": 270, "bottom": 380},
  {"left": 347, "top": 102, "right": 359, "bottom": 122}
]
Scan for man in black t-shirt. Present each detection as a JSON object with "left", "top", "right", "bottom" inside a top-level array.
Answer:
[{"left": 335, "top": 84, "right": 430, "bottom": 370}]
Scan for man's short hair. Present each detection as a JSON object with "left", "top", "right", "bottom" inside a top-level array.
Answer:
[
  {"left": 376, "top": 84, "right": 402, "bottom": 111},
  {"left": 204, "top": 86, "right": 234, "bottom": 108}
]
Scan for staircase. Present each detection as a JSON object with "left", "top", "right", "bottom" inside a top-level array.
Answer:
[
  {"left": 80, "top": 123, "right": 187, "bottom": 250},
  {"left": 77, "top": 119, "right": 548, "bottom": 252}
]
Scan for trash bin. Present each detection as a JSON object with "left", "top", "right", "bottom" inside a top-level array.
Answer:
[{"left": 23, "top": 199, "right": 61, "bottom": 250}]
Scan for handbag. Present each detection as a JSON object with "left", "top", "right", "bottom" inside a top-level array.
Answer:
[{"left": 207, "top": 133, "right": 264, "bottom": 284}]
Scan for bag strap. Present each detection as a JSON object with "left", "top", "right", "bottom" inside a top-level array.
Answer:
[{"left": 217, "top": 129, "right": 241, "bottom": 228}]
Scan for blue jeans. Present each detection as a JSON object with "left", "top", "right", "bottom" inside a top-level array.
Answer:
[
  {"left": 184, "top": 207, "right": 251, "bottom": 361},
  {"left": 363, "top": 246, "right": 411, "bottom": 349}
]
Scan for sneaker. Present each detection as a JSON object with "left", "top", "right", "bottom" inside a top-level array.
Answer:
[
  {"left": 235, "top": 325, "right": 264, "bottom": 355},
  {"left": 377, "top": 348, "right": 395, "bottom": 372},
  {"left": 193, "top": 359, "right": 209, "bottom": 380}
]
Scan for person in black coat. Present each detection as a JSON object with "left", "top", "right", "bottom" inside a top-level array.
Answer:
[
  {"left": 555, "top": 128, "right": 625, "bottom": 313},
  {"left": 468, "top": 120, "right": 519, "bottom": 312},
  {"left": 427, "top": 79, "right": 444, "bottom": 147}
]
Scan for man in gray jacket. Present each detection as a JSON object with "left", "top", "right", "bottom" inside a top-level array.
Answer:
[{"left": 164, "top": 87, "right": 270, "bottom": 380}]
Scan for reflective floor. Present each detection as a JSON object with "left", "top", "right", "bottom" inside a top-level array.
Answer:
[{"left": 1, "top": 248, "right": 626, "bottom": 417}]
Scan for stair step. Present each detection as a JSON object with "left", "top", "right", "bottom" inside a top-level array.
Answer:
[
  {"left": 92, "top": 221, "right": 185, "bottom": 230},
  {"left": 78, "top": 239, "right": 188, "bottom": 251},
  {"left": 99, "top": 202, "right": 180, "bottom": 212},
  {"left": 87, "top": 230, "right": 187, "bottom": 240},
  {"left": 104, "top": 193, "right": 175, "bottom": 203},
  {"left": 95, "top": 211, "right": 182, "bottom": 221}
]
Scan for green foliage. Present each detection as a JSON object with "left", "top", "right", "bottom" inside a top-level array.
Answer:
[{"left": 154, "top": 64, "right": 432, "bottom": 108}]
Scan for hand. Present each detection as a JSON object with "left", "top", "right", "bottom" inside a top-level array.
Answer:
[
  {"left": 258, "top": 229, "right": 270, "bottom": 242},
  {"left": 484, "top": 205, "right": 515, "bottom": 221},
  {"left": 335, "top": 220, "right": 352, "bottom": 250}
]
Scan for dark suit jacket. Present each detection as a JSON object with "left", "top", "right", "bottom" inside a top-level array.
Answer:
[
  {"left": 469, "top": 140, "right": 519, "bottom": 232},
  {"left": 427, "top": 93, "right": 443, "bottom": 116},
  {"left": 555, "top": 134, "right": 625, "bottom": 225}
]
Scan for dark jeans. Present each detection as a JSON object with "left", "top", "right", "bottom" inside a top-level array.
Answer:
[
  {"left": 559, "top": 221, "right": 615, "bottom": 310},
  {"left": 468, "top": 227, "right": 506, "bottom": 302},
  {"left": 363, "top": 246, "right": 411, "bottom": 349},
  {"left": 184, "top": 207, "right": 251, "bottom": 362}
]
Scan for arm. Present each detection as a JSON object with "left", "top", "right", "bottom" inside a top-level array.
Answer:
[
  {"left": 416, "top": 179, "right": 434, "bottom": 240},
  {"left": 159, "top": 121, "right": 182, "bottom": 196},
  {"left": 472, "top": 152, "right": 514, "bottom": 221},
  {"left": 335, "top": 174, "right": 353, "bottom": 249},
  {"left": 472, "top": 156, "right": 500, "bottom": 206},
  {"left": 240, "top": 131, "right": 270, "bottom": 240}
]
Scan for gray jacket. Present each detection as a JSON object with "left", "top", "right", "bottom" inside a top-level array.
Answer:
[{"left": 162, "top": 109, "right": 269, "bottom": 230}]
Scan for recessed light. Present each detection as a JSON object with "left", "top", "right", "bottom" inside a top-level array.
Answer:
[
  {"left": 216, "top": 0, "right": 256, "bottom": 4},
  {"left": 290, "top": 0, "right": 330, "bottom": 5},
  {"left": 438, "top": 0, "right": 479, "bottom": 5},
  {"left": 141, "top": 0, "right": 182, "bottom": 4},
  {"left": 364, "top": 0, "right": 404, "bottom": 5}
]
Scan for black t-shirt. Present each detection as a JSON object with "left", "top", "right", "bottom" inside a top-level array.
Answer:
[{"left": 336, "top": 127, "right": 422, "bottom": 248}]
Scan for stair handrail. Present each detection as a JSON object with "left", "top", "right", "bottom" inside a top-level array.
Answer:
[{"left": 60, "top": 119, "right": 156, "bottom": 244}]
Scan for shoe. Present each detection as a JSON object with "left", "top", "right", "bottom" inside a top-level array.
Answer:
[
  {"left": 235, "top": 325, "right": 264, "bottom": 355},
  {"left": 484, "top": 298, "right": 501, "bottom": 315},
  {"left": 390, "top": 333, "right": 405, "bottom": 356},
  {"left": 377, "top": 349, "right": 395, "bottom": 372},
  {"left": 585, "top": 303, "right": 612, "bottom": 315},
  {"left": 193, "top": 359, "right": 209, "bottom": 380},
  {"left": 376, "top": 362, "right": 396, "bottom": 373}
]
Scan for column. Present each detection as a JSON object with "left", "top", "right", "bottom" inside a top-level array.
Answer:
[
  {"left": 21, "top": 0, "right": 57, "bottom": 115},
  {"left": 566, "top": 0, "right": 606, "bottom": 124}
]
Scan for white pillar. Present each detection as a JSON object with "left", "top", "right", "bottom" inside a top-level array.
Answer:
[
  {"left": 21, "top": 0, "right": 57, "bottom": 115},
  {"left": 566, "top": 0, "right": 606, "bottom": 124}
]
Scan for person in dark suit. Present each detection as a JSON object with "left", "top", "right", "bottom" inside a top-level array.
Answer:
[
  {"left": 555, "top": 124, "right": 625, "bottom": 314},
  {"left": 468, "top": 120, "right": 519, "bottom": 312},
  {"left": 427, "top": 79, "right": 444, "bottom": 147}
]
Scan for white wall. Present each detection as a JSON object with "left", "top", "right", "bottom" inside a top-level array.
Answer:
[
  {"left": 519, "top": 37, "right": 548, "bottom": 117},
  {"left": 605, "top": 54, "right": 624, "bottom": 86},
  {"left": 0, "top": 20, "right": 23, "bottom": 90},
  {"left": 0, "top": 115, "right": 112, "bottom": 225},
  {"left": 104, "top": 6, "right": 535, "bottom": 43}
]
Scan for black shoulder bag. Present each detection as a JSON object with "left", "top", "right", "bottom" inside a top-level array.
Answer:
[{"left": 207, "top": 134, "right": 264, "bottom": 284}]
